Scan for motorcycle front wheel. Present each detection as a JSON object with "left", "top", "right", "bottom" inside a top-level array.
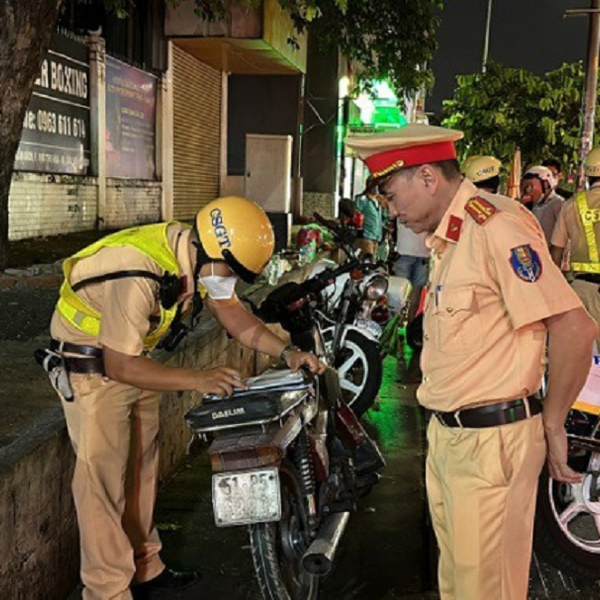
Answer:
[
  {"left": 534, "top": 453, "right": 600, "bottom": 579},
  {"left": 249, "top": 462, "right": 319, "bottom": 600},
  {"left": 334, "top": 329, "right": 383, "bottom": 418}
]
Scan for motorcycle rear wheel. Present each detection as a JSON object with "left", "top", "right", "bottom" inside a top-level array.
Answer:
[
  {"left": 249, "top": 462, "right": 319, "bottom": 600},
  {"left": 534, "top": 455, "right": 600, "bottom": 580},
  {"left": 334, "top": 330, "right": 383, "bottom": 418}
]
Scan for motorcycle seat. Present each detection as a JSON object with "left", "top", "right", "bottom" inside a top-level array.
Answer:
[{"left": 185, "top": 388, "right": 312, "bottom": 433}]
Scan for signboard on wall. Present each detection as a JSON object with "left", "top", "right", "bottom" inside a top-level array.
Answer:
[
  {"left": 105, "top": 57, "right": 157, "bottom": 180},
  {"left": 14, "top": 33, "right": 91, "bottom": 175}
]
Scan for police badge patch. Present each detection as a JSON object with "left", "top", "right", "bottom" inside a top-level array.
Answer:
[{"left": 509, "top": 245, "right": 542, "bottom": 282}]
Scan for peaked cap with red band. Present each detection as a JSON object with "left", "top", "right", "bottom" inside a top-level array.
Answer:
[{"left": 345, "top": 124, "right": 464, "bottom": 179}]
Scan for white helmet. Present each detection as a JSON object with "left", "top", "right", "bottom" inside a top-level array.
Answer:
[{"left": 524, "top": 165, "right": 556, "bottom": 191}]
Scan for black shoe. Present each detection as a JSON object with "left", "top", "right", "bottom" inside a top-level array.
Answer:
[{"left": 131, "top": 569, "right": 201, "bottom": 600}]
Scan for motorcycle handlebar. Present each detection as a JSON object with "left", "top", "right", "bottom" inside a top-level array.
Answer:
[{"left": 302, "top": 259, "right": 360, "bottom": 295}]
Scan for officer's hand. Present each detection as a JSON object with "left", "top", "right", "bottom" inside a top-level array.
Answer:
[
  {"left": 194, "top": 367, "right": 246, "bottom": 397},
  {"left": 285, "top": 350, "right": 327, "bottom": 374},
  {"left": 545, "top": 426, "right": 582, "bottom": 484}
]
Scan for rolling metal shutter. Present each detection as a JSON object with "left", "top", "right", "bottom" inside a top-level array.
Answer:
[{"left": 172, "top": 45, "right": 221, "bottom": 220}]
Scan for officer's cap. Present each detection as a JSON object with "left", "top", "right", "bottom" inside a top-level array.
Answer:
[{"left": 345, "top": 124, "right": 464, "bottom": 179}]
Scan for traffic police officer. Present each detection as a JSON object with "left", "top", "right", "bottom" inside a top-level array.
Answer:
[
  {"left": 464, "top": 155, "right": 502, "bottom": 194},
  {"left": 551, "top": 147, "right": 600, "bottom": 350},
  {"left": 48, "top": 196, "right": 324, "bottom": 600},
  {"left": 346, "top": 125, "right": 597, "bottom": 600}
]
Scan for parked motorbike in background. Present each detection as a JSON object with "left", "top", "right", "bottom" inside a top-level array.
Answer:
[
  {"left": 534, "top": 353, "right": 600, "bottom": 580},
  {"left": 185, "top": 255, "right": 386, "bottom": 600},
  {"left": 304, "top": 213, "right": 391, "bottom": 416}
]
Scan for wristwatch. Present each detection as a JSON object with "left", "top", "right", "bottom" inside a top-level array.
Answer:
[{"left": 279, "top": 344, "right": 300, "bottom": 363}]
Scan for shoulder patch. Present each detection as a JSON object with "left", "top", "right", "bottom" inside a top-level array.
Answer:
[
  {"left": 509, "top": 245, "right": 542, "bottom": 282},
  {"left": 445, "top": 215, "right": 463, "bottom": 241},
  {"left": 465, "top": 196, "right": 499, "bottom": 226}
]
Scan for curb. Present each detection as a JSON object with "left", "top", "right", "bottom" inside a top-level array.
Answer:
[{"left": 0, "top": 262, "right": 64, "bottom": 291}]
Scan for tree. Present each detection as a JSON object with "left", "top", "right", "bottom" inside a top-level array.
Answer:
[
  {"left": 441, "top": 60, "right": 594, "bottom": 176},
  {"left": 0, "top": 0, "right": 65, "bottom": 269},
  {"left": 0, "top": 0, "right": 443, "bottom": 269}
]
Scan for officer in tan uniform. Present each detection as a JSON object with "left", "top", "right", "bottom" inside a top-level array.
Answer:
[
  {"left": 46, "top": 196, "right": 324, "bottom": 600},
  {"left": 346, "top": 125, "right": 597, "bottom": 600},
  {"left": 551, "top": 147, "right": 600, "bottom": 350}
]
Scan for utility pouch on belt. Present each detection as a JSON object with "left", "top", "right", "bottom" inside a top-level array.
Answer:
[{"left": 34, "top": 348, "right": 74, "bottom": 402}]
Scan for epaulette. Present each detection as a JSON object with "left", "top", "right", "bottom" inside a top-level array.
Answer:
[{"left": 465, "top": 196, "right": 500, "bottom": 226}]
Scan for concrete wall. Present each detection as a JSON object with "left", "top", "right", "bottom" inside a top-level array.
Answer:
[
  {"left": 0, "top": 264, "right": 317, "bottom": 600},
  {"left": 105, "top": 179, "right": 161, "bottom": 229},
  {"left": 8, "top": 173, "right": 98, "bottom": 240},
  {"left": 8, "top": 174, "right": 161, "bottom": 240}
]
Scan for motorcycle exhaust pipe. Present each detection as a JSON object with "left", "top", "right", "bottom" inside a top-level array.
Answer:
[{"left": 302, "top": 511, "right": 350, "bottom": 576}]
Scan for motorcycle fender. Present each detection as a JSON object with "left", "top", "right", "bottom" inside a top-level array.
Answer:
[{"left": 342, "top": 323, "right": 380, "bottom": 345}]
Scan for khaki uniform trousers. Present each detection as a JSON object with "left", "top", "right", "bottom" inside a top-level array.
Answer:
[
  {"left": 571, "top": 279, "right": 600, "bottom": 351},
  {"left": 426, "top": 413, "right": 546, "bottom": 600},
  {"left": 60, "top": 374, "right": 165, "bottom": 600}
]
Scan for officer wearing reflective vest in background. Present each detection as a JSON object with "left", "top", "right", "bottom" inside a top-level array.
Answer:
[
  {"left": 551, "top": 147, "right": 600, "bottom": 350},
  {"left": 346, "top": 124, "right": 597, "bottom": 600},
  {"left": 464, "top": 155, "right": 502, "bottom": 194},
  {"left": 46, "top": 196, "right": 324, "bottom": 600}
]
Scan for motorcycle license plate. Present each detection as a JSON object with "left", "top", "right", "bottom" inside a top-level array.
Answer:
[
  {"left": 355, "top": 317, "right": 383, "bottom": 340},
  {"left": 212, "top": 468, "right": 281, "bottom": 527}
]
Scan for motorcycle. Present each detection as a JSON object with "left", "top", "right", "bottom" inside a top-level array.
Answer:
[
  {"left": 304, "top": 212, "right": 396, "bottom": 416},
  {"left": 534, "top": 352, "right": 600, "bottom": 579},
  {"left": 185, "top": 258, "right": 386, "bottom": 600}
]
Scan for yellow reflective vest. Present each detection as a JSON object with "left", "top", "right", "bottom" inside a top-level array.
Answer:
[
  {"left": 571, "top": 192, "right": 600, "bottom": 274},
  {"left": 56, "top": 223, "right": 184, "bottom": 350}
]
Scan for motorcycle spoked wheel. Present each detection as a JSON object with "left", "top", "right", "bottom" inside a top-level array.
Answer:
[
  {"left": 334, "top": 330, "right": 383, "bottom": 418},
  {"left": 249, "top": 462, "right": 319, "bottom": 600},
  {"left": 534, "top": 452, "right": 600, "bottom": 579}
]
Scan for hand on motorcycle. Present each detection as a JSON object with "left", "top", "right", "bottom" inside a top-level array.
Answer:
[
  {"left": 285, "top": 350, "right": 327, "bottom": 374},
  {"left": 194, "top": 367, "right": 246, "bottom": 397},
  {"left": 545, "top": 425, "right": 583, "bottom": 484}
]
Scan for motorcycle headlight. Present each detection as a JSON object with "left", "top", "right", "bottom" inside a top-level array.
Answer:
[{"left": 364, "top": 274, "right": 388, "bottom": 301}]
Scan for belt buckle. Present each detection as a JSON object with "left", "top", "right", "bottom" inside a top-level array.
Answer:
[
  {"left": 453, "top": 409, "right": 463, "bottom": 428},
  {"left": 435, "top": 410, "right": 463, "bottom": 428},
  {"left": 523, "top": 397, "right": 531, "bottom": 419}
]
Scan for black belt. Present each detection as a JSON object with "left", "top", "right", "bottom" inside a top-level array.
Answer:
[
  {"left": 574, "top": 273, "right": 600, "bottom": 285},
  {"left": 63, "top": 356, "right": 105, "bottom": 375},
  {"left": 50, "top": 339, "right": 103, "bottom": 358},
  {"left": 433, "top": 396, "right": 542, "bottom": 429}
]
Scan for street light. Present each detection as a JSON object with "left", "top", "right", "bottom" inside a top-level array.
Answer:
[
  {"left": 565, "top": 0, "right": 600, "bottom": 191},
  {"left": 482, "top": 0, "right": 494, "bottom": 72}
]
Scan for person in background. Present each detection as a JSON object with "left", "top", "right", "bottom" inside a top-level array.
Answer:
[
  {"left": 394, "top": 220, "right": 429, "bottom": 383},
  {"left": 354, "top": 177, "right": 386, "bottom": 258},
  {"left": 542, "top": 158, "right": 571, "bottom": 200},
  {"left": 551, "top": 146, "right": 600, "bottom": 351},
  {"left": 45, "top": 196, "right": 324, "bottom": 600},
  {"left": 465, "top": 155, "right": 502, "bottom": 194},
  {"left": 520, "top": 165, "right": 562, "bottom": 245},
  {"left": 346, "top": 123, "right": 597, "bottom": 600}
]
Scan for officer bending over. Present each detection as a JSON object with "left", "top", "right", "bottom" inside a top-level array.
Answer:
[{"left": 46, "top": 196, "right": 324, "bottom": 600}]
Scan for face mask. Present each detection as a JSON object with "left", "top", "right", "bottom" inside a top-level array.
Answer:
[{"left": 197, "top": 263, "right": 237, "bottom": 300}]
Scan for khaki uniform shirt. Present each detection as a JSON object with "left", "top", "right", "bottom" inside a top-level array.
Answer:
[
  {"left": 551, "top": 184, "right": 600, "bottom": 264},
  {"left": 51, "top": 223, "right": 195, "bottom": 357},
  {"left": 418, "top": 180, "right": 581, "bottom": 412}
]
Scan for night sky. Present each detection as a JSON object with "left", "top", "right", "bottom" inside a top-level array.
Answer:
[{"left": 429, "top": 0, "right": 590, "bottom": 114}]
